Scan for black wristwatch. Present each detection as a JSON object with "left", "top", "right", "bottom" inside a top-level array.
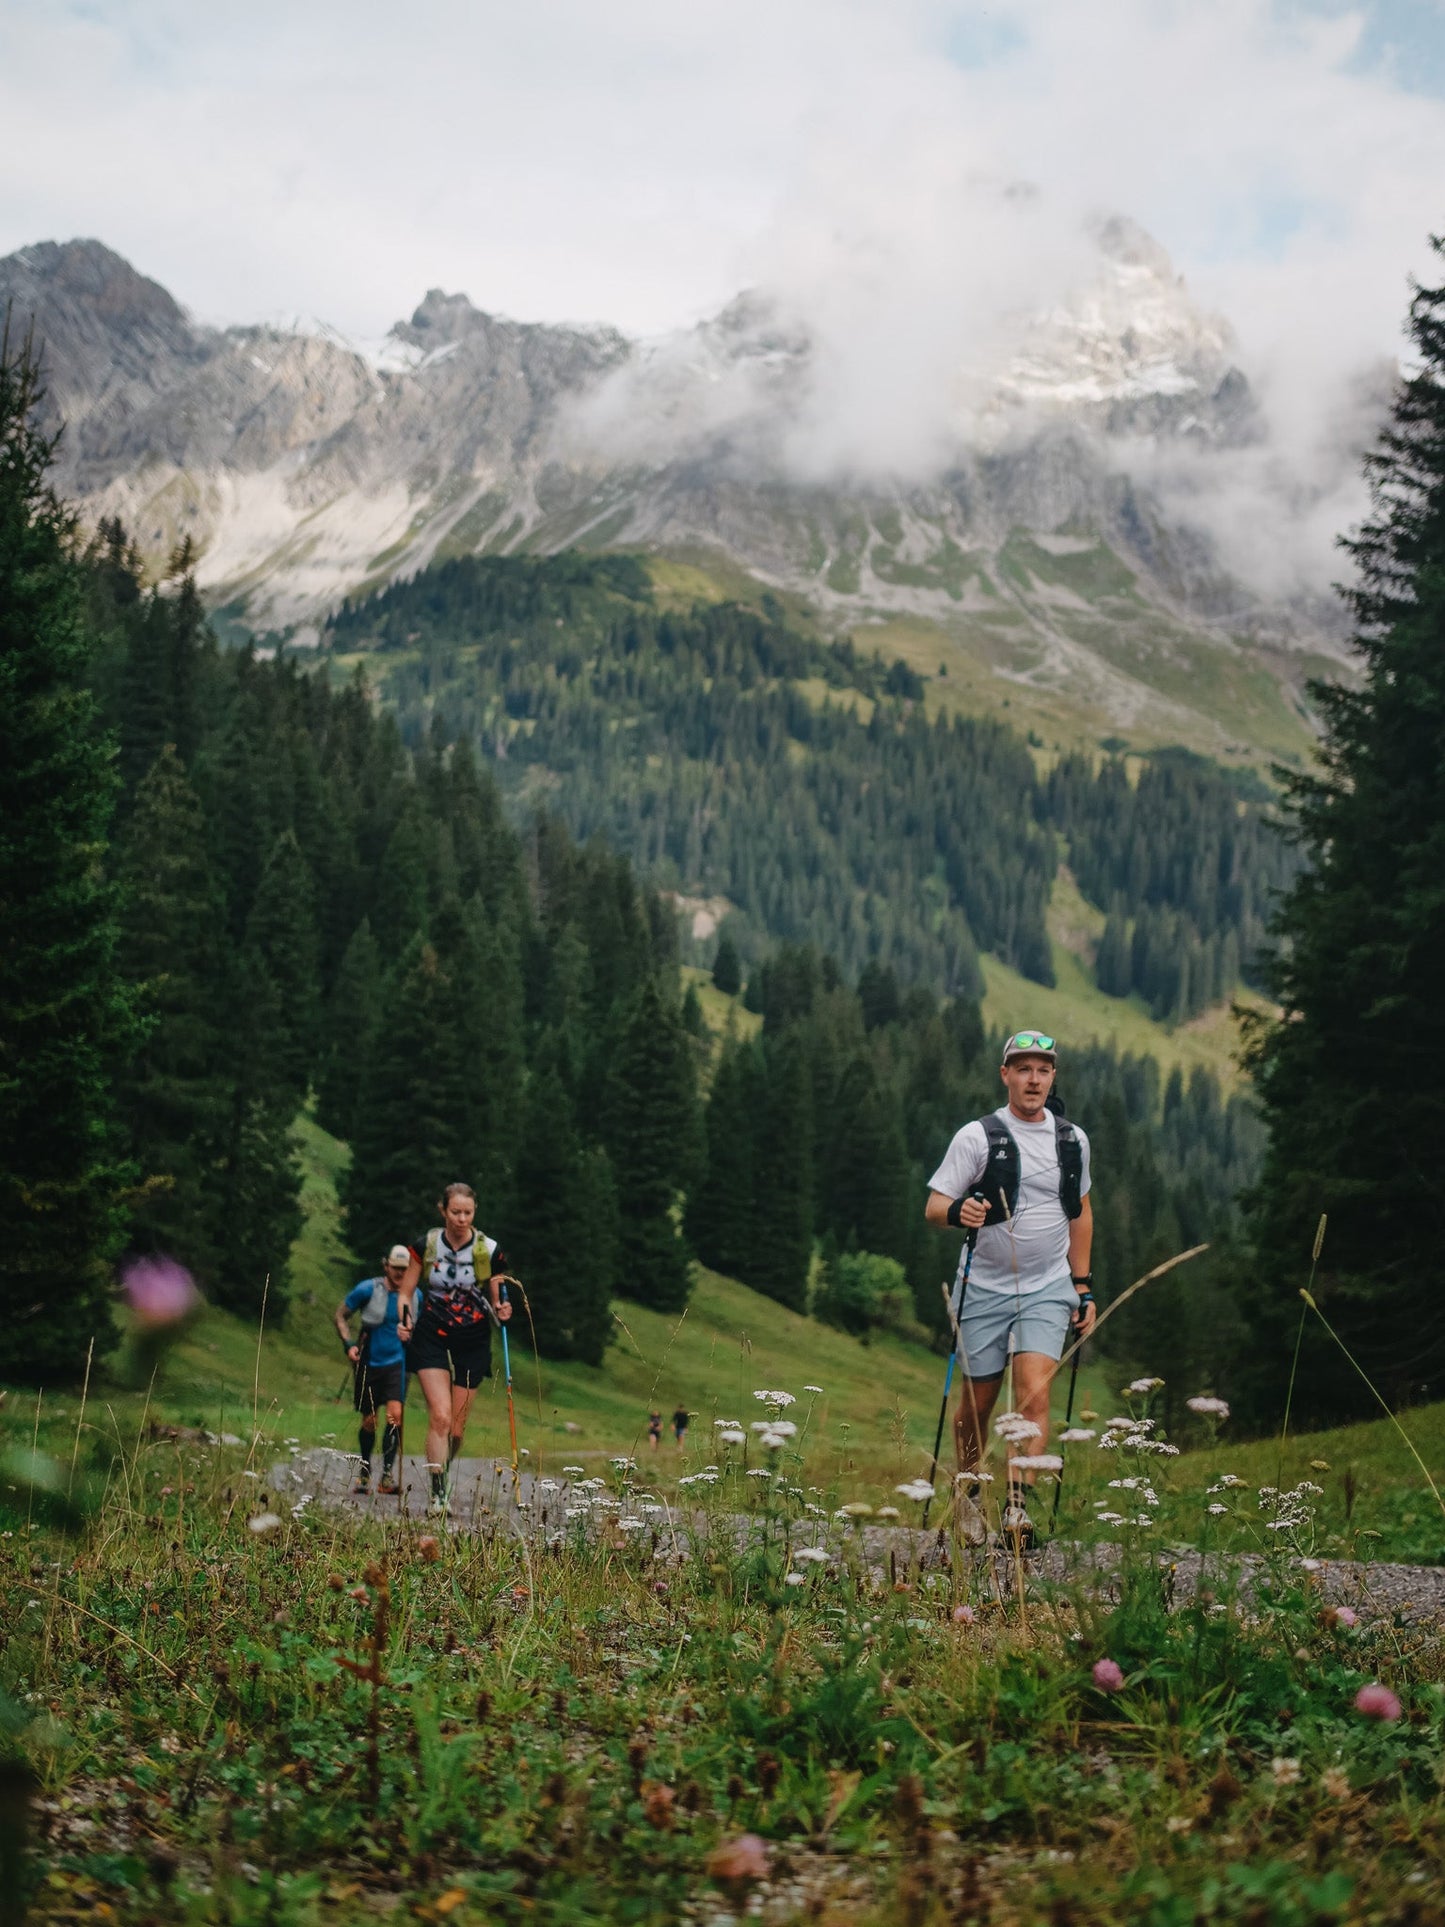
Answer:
[{"left": 1071, "top": 1272, "right": 1093, "bottom": 1288}]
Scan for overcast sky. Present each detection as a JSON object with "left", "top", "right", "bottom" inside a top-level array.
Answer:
[{"left": 3, "top": 0, "right": 1444, "bottom": 364}]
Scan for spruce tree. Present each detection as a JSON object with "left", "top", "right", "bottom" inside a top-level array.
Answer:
[
  {"left": 605, "top": 976, "right": 695, "bottom": 1311},
  {"left": 711, "top": 931, "right": 742, "bottom": 997},
  {"left": 509, "top": 1056, "right": 616, "bottom": 1364},
  {"left": 0, "top": 333, "right": 131, "bottom": 1377},
  {"left": 747, "top": 1032, "right": 813, "bottom": 1310},
  {"left": 822, "top": 1053, "right": 909, "bottom": 1261},
  {"left": 317, "top": 918, "right": 383, "bottom": 1142},
  {"left": 243, "top": 829, "right": 321, "bottom": 1105},
  {"left": 212, "top": 1074, "right": 303, "bottom": 1318},
  {"left": 116, "top": 746, "right": 228, "bottom": 1277},
  {"left": 686, "top": 1036, "right": 756, "bottom": 1277},
  {"left": 345, "top": 937, "right": 475, "bottom": 1262},
  {"left": 1245, "top": 242, "right": 1445, "bottom": 1416}
]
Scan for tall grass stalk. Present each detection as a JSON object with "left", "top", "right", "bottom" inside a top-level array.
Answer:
[
  {"left": 1300, "top": 1287, "right": 1445, "bottom": 1523},
  {"left": 1277, "top": 1213, "right": 1326, "bottom": 1493},
  {"left": 65, "top": 1336, "right": 93, "bottom": 1502}
]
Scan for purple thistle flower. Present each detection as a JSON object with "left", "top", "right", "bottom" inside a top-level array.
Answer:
[
  {"left": 1092, "top": 1657, "right": 1125, "bottom": 1692},
  {"left": 121, "top": 1255, "right": 200, "bottom": 1328},
  {"left": 1354, "top": 1683, "right": 1401, "bottom": 1722}
]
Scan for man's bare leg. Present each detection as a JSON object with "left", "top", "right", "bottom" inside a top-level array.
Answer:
[
  {"left": 1001, "top": 1351, "right": 1059, "bottom": 1536},
  {"left": 950, "top": 1371, "right": 1002, "bottom": 1545},
  {"left": 954, "top": 1371, "right": 1003, "bottom": 1473}
]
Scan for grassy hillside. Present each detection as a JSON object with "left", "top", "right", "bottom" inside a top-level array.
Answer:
[
  {"left": 980, "top": 865, "right": 1262, "bottom": 1088},
  {"left": 652, "top": 548, "right": 1327, "bottom": 774}
]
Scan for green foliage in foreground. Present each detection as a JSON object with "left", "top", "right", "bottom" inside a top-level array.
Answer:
[{"left": 1, "top": 1426, "right": 1441, "bottom": 1926}]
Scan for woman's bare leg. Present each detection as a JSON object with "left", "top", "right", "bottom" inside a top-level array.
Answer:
[{"left": 418, "top": 1368, "right": 453, "bottom": 1473}]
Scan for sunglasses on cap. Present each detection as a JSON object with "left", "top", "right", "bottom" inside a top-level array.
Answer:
[{"left": 1004, "top": 1031, "right": 1056, "bottom": 1054}]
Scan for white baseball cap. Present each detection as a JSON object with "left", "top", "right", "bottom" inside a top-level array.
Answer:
[{"left": 386, "top": 1244, "right": 411, "bottom": 1268}]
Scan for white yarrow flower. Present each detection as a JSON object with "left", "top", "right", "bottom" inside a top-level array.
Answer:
[
  {"left": 1008, "top": 1453, "right": 1063, "bottom": 1473},
  {"left": 247, "top": 1512, "right": 282, "bottom": 1535},
  {"left": 794, "top": 1545, "right": 828, "bottom": 1564},
  {"left": 895, "top": 1479, "right": 936, "bottom": 1503},
  {"left": 1186, "top": 1396, "right": 1230, "bottom": 1418},
  {"left": 1059, "top": 1428, "right": 1096, "bottom": 1443},
  {"left": 718, "top": 1428, "right": 746, "bottom": 1446}
]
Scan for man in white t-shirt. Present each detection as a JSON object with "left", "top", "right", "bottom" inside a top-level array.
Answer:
[{"left": 925, "top": 1030, "right": 1096, "bottom": 1545}]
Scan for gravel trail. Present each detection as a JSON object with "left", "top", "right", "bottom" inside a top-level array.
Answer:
[{"left": 275, "top": 1448, "right": 1445, "bottom": 1626}]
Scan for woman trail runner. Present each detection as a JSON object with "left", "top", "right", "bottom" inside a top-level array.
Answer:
[
  {"left": 401, "top": 1183, "right": 515, "bottom": 1515},
  {"left": 334, "top": 1245, "right": 412, "bottom": 1496}
]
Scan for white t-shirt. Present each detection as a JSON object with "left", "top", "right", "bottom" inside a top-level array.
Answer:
[{"left": 927, "top": 1107, "right": 1091, "bottom": 1298}]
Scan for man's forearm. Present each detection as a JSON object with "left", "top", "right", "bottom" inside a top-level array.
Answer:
[{"left": 1068, "top": 1199, "right": 1093, "bottom": 1280}]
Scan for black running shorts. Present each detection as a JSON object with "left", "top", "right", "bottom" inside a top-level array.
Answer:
[
  {"left": 353, "top": 1360, "right": 405, "bottom": 1414},
  {"left": 409, "top": 1318, "right": 492, "bottom": 1388}
]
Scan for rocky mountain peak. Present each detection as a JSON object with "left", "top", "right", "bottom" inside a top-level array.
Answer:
[
  {"left": 9, "top": 238, "right": 189, "bottom": 342},
  {"left": 404, "top": 286, "right": 486, "bottom": 343}
]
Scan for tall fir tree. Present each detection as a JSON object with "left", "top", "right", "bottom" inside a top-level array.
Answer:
[
  {"left": 747, "top": 1032, "right": 814, "bottom": 1310},
  {"left": 243, "top": 829, "right": 321, "bottom": 1105},
  {"left": 345, "top": 937, "right": 477, "bottom": 1262},
  {"left": 508, "top": 1053, "right": 616, "bottom": 1364},
  {"left": 821, "top": 1053, "right": 909, "bottom": 1261},
  {"left": 711, "top": 930, "right": 742, "bottom": 997},
  {"left": 317, "top": 918, "right": 383, "bottom": 1143},
  {"left": 604, "top": 976, "right": 696, "bottom": 1311},
  {"left": 0, "top": 334, "right": 132, "bottom": 1377},
  {"left": 115, "top": 746, "right": 228, "bottom": 1278},
  {"left": 686, "top": 1036, "right": 756, "bottom": 1278},
  {"left": 1245, "top": 242, "right": 1445, "bottom": 1417}
]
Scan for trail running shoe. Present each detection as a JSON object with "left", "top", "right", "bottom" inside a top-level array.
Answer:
[
  {"left": 1002, "top": 1503, "right": 1037, "bottom": 1552},
  {"left": 953, "top": 1482, "right": 988, "bottom": 1547},
  {"left": 376, "top": 1474, "right": 399, "bottom": 1495},
  {"left": 351, "top": 1476, "right": 371, "bottom": 1496},
  {"left": 428, "top": 1492, "right": 451, "bottom": 1517}
]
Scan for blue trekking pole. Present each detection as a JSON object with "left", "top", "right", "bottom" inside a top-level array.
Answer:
[
  {"left": 921, "top": 1196, "right": 985, "bottom": 1530},
  {"left": 499, "top": 1281, "right": 518, "bottom": 1475}
]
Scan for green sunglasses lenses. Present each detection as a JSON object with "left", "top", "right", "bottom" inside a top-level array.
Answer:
[{"left": 1009, "top": 1031, "right": 1055, "bottom": 1051}]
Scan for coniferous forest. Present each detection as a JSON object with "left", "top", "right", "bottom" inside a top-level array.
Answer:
[{"left": 328, "top": 558, "right": 1300, "bottom": 1016}]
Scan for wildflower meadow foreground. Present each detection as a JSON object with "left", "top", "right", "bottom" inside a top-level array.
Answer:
[{"left": 2, "top": 1378, "right": 1442, "bottom": 1927}]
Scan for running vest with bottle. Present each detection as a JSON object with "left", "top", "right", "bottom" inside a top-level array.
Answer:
[
  {"left": 359, "top": 1278, "right": 391, "bottom": 1329},
  {"left": 977, "top": 1113, "right": 1084, "bottom": 1226},
  {"left": 418, "top": 1227, "right": 498, "bottom": 1331}
]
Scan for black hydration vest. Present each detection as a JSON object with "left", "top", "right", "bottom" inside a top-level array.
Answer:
[{"left": 978, "top": 1113, "right": 1084, "bottom": 1226}]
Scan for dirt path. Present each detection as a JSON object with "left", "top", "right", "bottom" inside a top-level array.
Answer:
[{"left": 274, "top": 1449, "right": 1445, "bottom": 1626}]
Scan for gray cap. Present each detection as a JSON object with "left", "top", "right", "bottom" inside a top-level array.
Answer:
[{"left": 1002, "top": 1029, "right": 1057, "bottom": 1064}]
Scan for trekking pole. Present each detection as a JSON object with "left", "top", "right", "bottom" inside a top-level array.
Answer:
[
  {"left": 921, "top": 1195, "right": 984, "bottom": 1531},
  {"left": 499, "top": 1282, "right": 519, "bottom": 1477},
  {"left": 1048, "top": 1342, "right": 1082, "bottom": 1534}
]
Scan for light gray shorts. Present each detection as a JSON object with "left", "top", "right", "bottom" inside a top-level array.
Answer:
[{"left": 954, "top": 1275, "right": 1077, "bottom": 1380}]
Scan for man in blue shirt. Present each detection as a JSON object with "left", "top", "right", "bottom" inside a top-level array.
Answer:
[{"left": 334, "top": 1245, "right": 412, "bottom": 1495}]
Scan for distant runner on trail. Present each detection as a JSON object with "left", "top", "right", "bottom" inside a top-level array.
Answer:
[
  {"left": 334, "top": 1245, "right": 412, "bottom": 1496},
  {"left": 672, "top": 1404, "right": 689, "bottom": 1448},
  {"left": 400, "top": 1183, "right": 515, "bottom": 1515},
  {"left": 924, "top": 1030, "right": 1096, "bottom": 1550},
  {"left": 647, "top": 1410, "right": 662, "bottom": 1451}
]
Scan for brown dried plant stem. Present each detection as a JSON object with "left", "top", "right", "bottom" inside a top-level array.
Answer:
[
  {"left": 335, "top": 1562, "right": 391, "bottom": 1808},
  {"left": 1051, "top": 1244, "right": 1211, "bottom": 1377}
]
